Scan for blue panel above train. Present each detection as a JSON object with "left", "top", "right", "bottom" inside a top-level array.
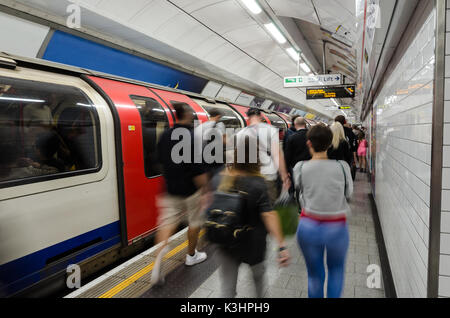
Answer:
[{"left": 42, "top": 30, "right": 208, "bottom": 93}]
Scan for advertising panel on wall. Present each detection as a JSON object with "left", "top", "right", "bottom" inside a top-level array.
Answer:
[{"left": 42, "top": 30, "right": 209, "bottom": 93}]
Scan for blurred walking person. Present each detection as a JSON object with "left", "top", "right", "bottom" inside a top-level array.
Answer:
[
  {"left": 334, "top": 115, "right": 357, "bottom": 180},
  {"left": 282, "top": 115, "right": 299, "bottom": 153},
  {"left": 293, "top": 124, "right": 353, "bottom": 298},
  {"left": 194, "top": 109, "right": 226, "bottom": 178},
  {"left": 284, "top": 117, "right": 311, "bottom": 186},
  {"left": 357, "top": 132, "right": 368, "bottom": 173},
  {"left": 208, "top": 135, "right": 290, "bottom": 298},
  {"left": 327, "top": 122, "right": 353, "bottom": 167},
  {"left": 151, "top": 104, "right": 209, "bottom": 285},
  {"left": 236, "top": 108, "right": 290, "bottom": 204}
]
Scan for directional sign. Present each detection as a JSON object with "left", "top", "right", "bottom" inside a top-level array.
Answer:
[
  {"left": 284, "top": 74, "right": 342, "bottom": 88},
  {"left": 306, "top": 85, "right": 356, "bottom": 100}
]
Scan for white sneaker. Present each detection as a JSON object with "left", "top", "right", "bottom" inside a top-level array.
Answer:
[{"left": 185, "top": 250, "right": 207, "bottom": 266}]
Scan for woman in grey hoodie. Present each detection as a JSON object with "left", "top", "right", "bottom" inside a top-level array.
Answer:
[{"left": 293, "top": 124, "right": 353, "bottom": 298}]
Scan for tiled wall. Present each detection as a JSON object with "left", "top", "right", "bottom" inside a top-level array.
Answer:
[
  {"left": 373, "top": 8, "right": 435, "bottom": 297},
  {"left": 439, "top": 0, "right": 450, "bottom": 299}
]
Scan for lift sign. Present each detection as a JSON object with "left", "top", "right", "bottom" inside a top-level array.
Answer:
[{"left": 306, "top": 85, "right": 355, "bottom": 99}]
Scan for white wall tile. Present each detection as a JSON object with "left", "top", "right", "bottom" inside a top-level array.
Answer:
[
  {"left": 375, "top": 9, "right": 435, "bottom": 298},
  {"left": 439, "top": 276, "right": 450, "bottom": 297},
  {"left": 442, "top": 212, "right": 450, "bottom": 233},
  {"left": 442, "top": 234, "right": 450, "bottom": 255}
]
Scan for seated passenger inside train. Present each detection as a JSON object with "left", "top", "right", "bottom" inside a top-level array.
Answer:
[{"left": 0, "top": 77, "right": 100, "bottom": 183}]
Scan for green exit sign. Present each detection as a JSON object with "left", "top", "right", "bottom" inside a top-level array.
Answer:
[{"left": 285, "top": 78, "right": 296, "bottom": 83}]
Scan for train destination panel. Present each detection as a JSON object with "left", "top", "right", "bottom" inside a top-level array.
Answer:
[{"left": 306, "top": 86, "right": 355, "bottom": 99}]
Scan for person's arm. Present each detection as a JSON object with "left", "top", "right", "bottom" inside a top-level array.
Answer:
[
  {"left": 341, "top": 161, "right": 354, "bottom": 200},
  {"left": 261, "top": 211, "right": 289, "bottom": 267},
  {"left": 257, "top": 181, "right": 290, "bottom": 267},
  {"left": 271, "top": 137, "right": 290, "bottom": 189}
]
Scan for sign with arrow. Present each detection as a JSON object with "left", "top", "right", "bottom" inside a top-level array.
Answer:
[{"left": 284, "top": 74, "right": 342, "bottom": 88}]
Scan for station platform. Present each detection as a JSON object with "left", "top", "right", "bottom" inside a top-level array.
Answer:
[{"left": 65, "top": 172, "right": 385, "bottom": 299}]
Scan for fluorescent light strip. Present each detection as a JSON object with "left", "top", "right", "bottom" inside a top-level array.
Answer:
[
  {"left": 300, "top": 63, "right": 311, "bottom": 73},
  {"left": 286, "top": 47, "right": 299, "bottom": 61},
  {"left": 0, "top": 96, "right": 45, "bottom": 103},
  {"left": 264, "top": 23, "right": 286, "bottom": 44},
  {"left": 241, "top": 0, "right": 262, "bottom": 14}
]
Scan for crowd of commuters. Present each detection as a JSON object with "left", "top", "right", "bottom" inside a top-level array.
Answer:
[{"left": 151, "top": 104, "right": 370, "bottom": 298}]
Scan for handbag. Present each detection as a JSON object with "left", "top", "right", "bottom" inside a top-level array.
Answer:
[{"left": 274, "top": 190, "right": 299, "bottom": 237}]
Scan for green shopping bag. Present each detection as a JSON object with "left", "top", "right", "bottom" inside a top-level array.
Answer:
[{"left": 274, "top": 191, "right": 300, "bottom": 237}]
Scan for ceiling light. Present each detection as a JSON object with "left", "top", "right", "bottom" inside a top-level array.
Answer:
[
  {"left": 0, "top": 96, "right": 45, "bottom": 103},
  {"left": 241, "top": 0, "right": 262, "bottom": 14},
  {"left": 264, "top": 23, "right": 286, "bottom": 44},
  {"left": 300, "top": 63, "right": 311, "bottom": 73},
  {"left": 286, "top": 48, "right": 299, "bottom": 61}
]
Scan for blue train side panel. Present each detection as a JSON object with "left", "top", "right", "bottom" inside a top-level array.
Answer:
[
  {"left": 0, "top": 221, "right": 120, "bottom": 296},
  {"left": 42, "top": 30, "right": 208, "bottom": 93}
]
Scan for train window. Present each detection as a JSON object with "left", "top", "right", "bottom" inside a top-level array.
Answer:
[
  {"left": 170, "top": 101, "right": 198, "bottom": 121},
  {"left": 266, "top": 113, "right": 287, "bottom": 131},
  {"left": 201, "top": 105, "right": 241, "bottom": 129},
  {"left": 131, "top": 96, "right": 169, "bottom": 178},
  {"left": 0, "top": 76, "right": 101, "bottom": 187}
]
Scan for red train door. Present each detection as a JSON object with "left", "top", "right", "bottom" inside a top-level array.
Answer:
[{"left": 88, "top": 76, "right": 175, "bottom": 244}]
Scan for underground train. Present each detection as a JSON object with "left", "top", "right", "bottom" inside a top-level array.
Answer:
[{"left": 0, "top": 53, "right": 317, "bottom": 297}]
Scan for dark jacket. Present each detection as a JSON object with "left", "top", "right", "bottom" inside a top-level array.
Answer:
[
  {"left": 285, "top": 128, "right": 311, "bottom": 171},
  {"left": 282, "top": 126, "right": 297, "bottom": 153},
  {"left": 344, "top": 126, "right": 358, "bottom": 153},
  {"left": 328, "top": 140, "right": 353, "bottom": 167},
  {"left": 157, "top": 124, "right": 206, "bottom": 196}
]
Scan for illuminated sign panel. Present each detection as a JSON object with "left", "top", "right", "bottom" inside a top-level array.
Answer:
[
  {"left": 306, "top": 85, "right": 355, "bottom": 99},
  {"left": 284, "top": 74, "right": 342, "bottom": 88}
]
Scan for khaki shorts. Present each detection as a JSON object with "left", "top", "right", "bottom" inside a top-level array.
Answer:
[
  {"left": 265, "top": 179, "right": 279, "bottom": 206},
  {"left": 156, "top": 191, "right": 204, "bottom": 228}
]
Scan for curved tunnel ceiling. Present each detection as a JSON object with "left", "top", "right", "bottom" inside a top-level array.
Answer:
[{"left": 1, "top": 0, "right": 365, "bottom": 119}]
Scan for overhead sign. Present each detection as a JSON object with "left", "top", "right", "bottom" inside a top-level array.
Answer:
[
  {"left": 306, "top": 85, "right": 356, "bottom": 100},
  {"left": 339, "top": 106, "right": 351, "bottom": 109},
  {"left": 284, "top": 74, "right": 342, "bottom": 88}
]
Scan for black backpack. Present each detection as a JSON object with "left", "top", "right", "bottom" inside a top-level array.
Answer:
[{"left": 204, "top": 179, "right": 253, "bottom": 247}]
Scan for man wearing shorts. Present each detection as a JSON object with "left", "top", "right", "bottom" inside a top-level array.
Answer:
[
  {"left": 151, "top": 104, "right": 209, "bottom": 285},
  {"left": 236, "top": 108, "right": 290, "bottom": 204}
]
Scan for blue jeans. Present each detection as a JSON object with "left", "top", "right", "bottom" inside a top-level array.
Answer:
[{"left": 296, "top": 217, "right": 349, "bottom": 298}]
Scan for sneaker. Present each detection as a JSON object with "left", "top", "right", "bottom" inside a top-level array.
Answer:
[{"left": 185, "top": 250, "right": 207, "bottom": 266}]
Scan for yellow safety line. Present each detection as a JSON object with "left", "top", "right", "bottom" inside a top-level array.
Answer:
[{"left": 98, "top": 230, "right": 205, "bottom": 298}]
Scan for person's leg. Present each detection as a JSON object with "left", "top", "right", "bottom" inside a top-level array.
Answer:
[
  {"left": 325, "top": 222, "right": 349, "bottom": 298},
  {"left": 186, "top": 190, "right": 207, "bottom": 265},
  {"left": 250, "top": 262, "right": 267, "bottom": 298},
  {"left": 218, "top": 250, "right": 240, "bottom": 298},
  {"left": 296, "top": 218, "right": 326, "bottom": 298},
  {"left": 151, "top": 194, "right": 182, "bottom": 284},
  {"left": 187, "top": 226, "right": 201, "bottom": 256},
  {"left": 151, "top": 222, "right": 179, "bottom": 284}
]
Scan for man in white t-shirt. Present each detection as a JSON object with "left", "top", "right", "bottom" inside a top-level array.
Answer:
[
  {"left": 236, "top": 108, "right": 290, "bottom": 203},
  {"left": 194, "top": 109, "right": 226, "bottom": 177}
]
